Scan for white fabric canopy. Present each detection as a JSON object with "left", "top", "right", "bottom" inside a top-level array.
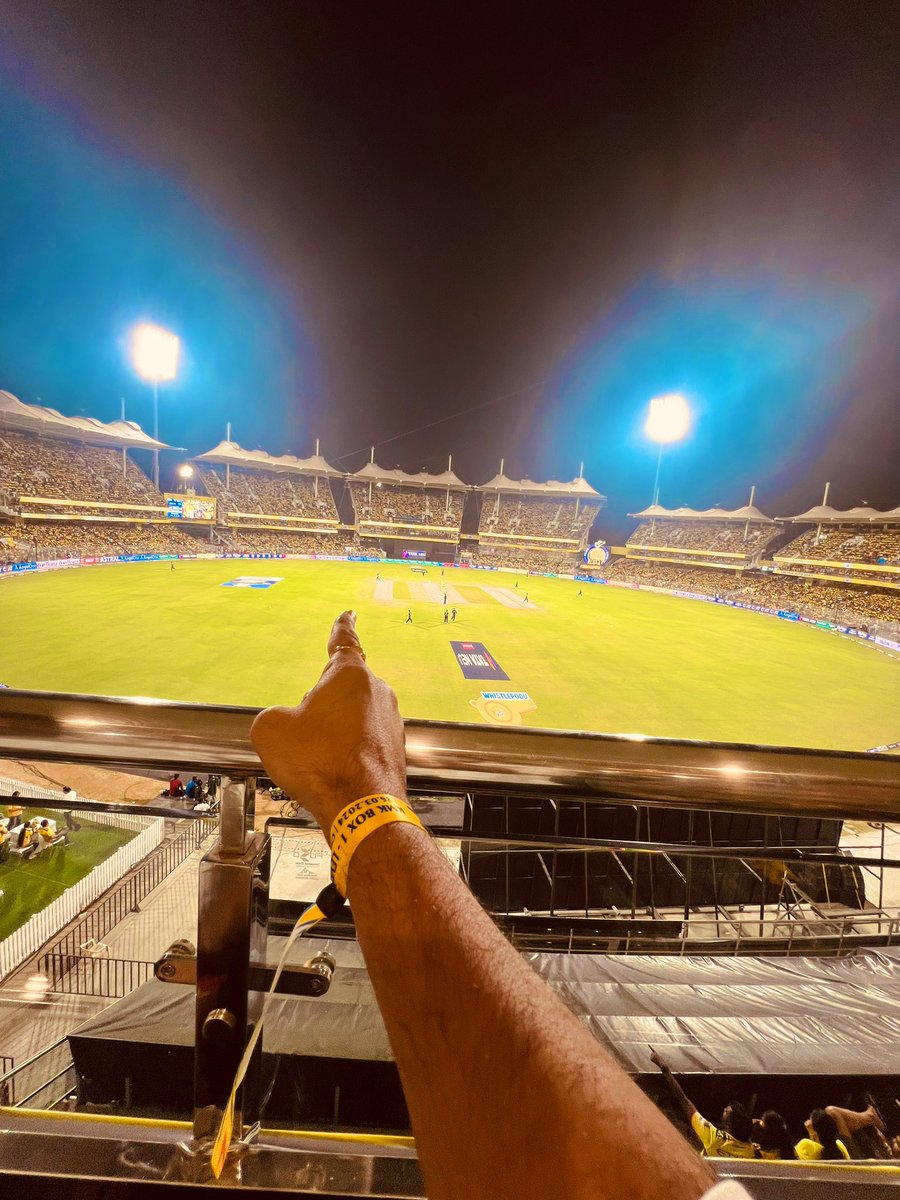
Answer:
[
  {"left": 0, "top": 391, "right": 169, "bottom": 450},
  {"left": 781, "top": 504, "right": 900, "bottom": 524},
  {"left": 351, "top": 460, "right": 468, "bottom": 489},
  {"left": 628, "top": 503, "right": 774, "bottom": 523},
  {"left": 194, "top": 440, "right": 342, "bottom": 476},
  {"left": 479, "top": 471, "right": 602, "bottom": 498}
]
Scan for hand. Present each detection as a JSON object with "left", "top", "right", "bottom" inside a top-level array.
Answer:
[
  {"left": 649, "top": 1050, "right": 669, "bottom": 1072},
  {"left": 251, "top": 611, "right": 407, "bottom": 833}
]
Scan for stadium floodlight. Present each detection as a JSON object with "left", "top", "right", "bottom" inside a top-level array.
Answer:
[
  {"left": 130, "top": 323, "right": 180, "bottom": 489},
  {"left": 178, "top": 464, "right": 194, "bottom": 479},
  {"left": 645, "top": 392, "right": 691, "bottom": 506},
  {"left": 645, "top": 392, "right": 690, "bottom": 444}
]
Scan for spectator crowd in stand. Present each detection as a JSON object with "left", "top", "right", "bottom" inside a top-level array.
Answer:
[
  {"left": 602, "top": 558, "right": 900, "bottom": 626},
  {"left": 348, "top": 481, "right": 465, "bottom": 529},
  {"left": 627, "top": 520, "right": 776, "bottom": 557},
  {"left": 200, "top": 467, "right": 340, "bottom": 524},
  {"left": 0, "top": 430, "right": 162, "bottom": 510},
  {"left": 9, "top": 520, "right": 205, "bottom": 561},
  {"left": 479, "top": 495, "right": 598, "bottom": 542},
  {"left": 470, "top": 545, "right": 579, "bottom": 573},
  {"left": 781, "top": 525, "right": 900, "bottom": 566},
  {"left": 225, "top": 529, "right": 366, "bottom": 555}
]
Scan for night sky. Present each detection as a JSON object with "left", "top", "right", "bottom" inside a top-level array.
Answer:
[{"left": 0, "top": 1, "right": 897, "bottom": 538}]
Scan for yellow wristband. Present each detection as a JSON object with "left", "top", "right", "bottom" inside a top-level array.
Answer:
[{"left": 329, "top": 794, "right": 424, "bottom": 896}]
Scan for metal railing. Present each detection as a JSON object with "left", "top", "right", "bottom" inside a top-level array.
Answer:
[
  {"left": 0, "top": 1037, "right": 75, "bottom": 1109},
  {"left": 1, "top": 688, "right": 899, "bottom": 821},
  {"left": 43, "top": 819, "right": 211, "bottom": 961},
  {"left": 40, "top": 952, "right": 155, "bottom": 998}
]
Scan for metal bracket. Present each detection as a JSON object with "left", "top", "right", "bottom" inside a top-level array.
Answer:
[{"left": 155, "top": 944, "right": 336, "bottom": 998}]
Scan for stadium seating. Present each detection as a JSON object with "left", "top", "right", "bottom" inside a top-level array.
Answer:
[
  {"left": 603, "top": 558, "right": 900, "bottom": 625},
  {"left": 348, "top": 481, "right": 465, "bottom": 530},
  {"left": 224, "top": 529, "right": 360, "bottom": 555},
  {"left": 0, "top": 430, "right": 162, "bottom": 510},
  {"left": 199, "top": 467, "right": 339, "bottom": 524},
  {"left": 627, "top": 520, "right": 776, "bottom": 557},
  {"left": 480, "top": 496, "right": 599, "bottom": 542},
  {"left": 14, "top": 521, "right": 205, "bottom": 560}
]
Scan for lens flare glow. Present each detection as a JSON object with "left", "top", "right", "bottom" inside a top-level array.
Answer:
[
  {"left": 131, "top": 323, "right": 180, "bottom": 383},
  {"left": 644, "top": 392, "right": 691, "bottom": 444}
]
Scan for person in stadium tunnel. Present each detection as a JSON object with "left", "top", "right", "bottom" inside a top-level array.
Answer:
[
  {"left": 794, "top": 1109, "right": 850, "bottom": 1160},
  {"left": 251, "top": 611, "right": 749, "bottom": 1200},
  {"left": 649, "top": 1051, "right": 757, "bottom": 1159}
]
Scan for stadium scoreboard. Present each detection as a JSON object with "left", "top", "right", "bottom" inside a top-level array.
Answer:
[{"left": 165, "top": 494, "right": 217, "bottom": 522}]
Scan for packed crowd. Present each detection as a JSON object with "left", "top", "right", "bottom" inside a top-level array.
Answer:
[
  {"left": 479, "top": 496, "right": 599, "bottom": 542},
  {"left": 780, "top": 525, "right": 900, "bottom": 566},
  {"left": 470, "top": 545, "right": 579, "bottom": 573},
  {"left": 652, "top": 1051, "right": 898, "bottom": 1161},
  {"left": 602, "top": 558, "right": 900, "bottom": 625},
  {"left": 200, "top": 468, "right": 340, "bottom": 523},
  {"left": 225, "top": 529, "right": 357, "bottom": 555},
  {"left": 349, "top": 482, "right": 465, "bottom": 529},
  {"left": 0, "top": 430, "right": 162, "bottom": 509},
  {"left": 9, "top": 521, "right": 205, "bottom": 561},
  {"left": 627, "top": 520, "right": 776, "bottom": 557}
]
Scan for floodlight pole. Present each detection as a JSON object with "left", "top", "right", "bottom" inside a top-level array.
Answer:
[
  {"left": 651, "top": 443, "right": 664, "bottom": 512},
  {"left": 152, "top": 380, "right": 160, "bottom": 490}
]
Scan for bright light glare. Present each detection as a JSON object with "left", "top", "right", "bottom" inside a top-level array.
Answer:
[
  {"left": 644, "top": 393, "right": 691, "bottom": 444},
  {"left": 131, "top": 323, "right": 180, "bottom": 383},
  {"left": 178, "top": 464, "right": 194, "bottom": 479}
]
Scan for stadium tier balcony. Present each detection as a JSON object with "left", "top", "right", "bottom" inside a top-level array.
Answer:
[
  {"left": 775, "top": 518, "right": 900, "bottom": 589},
  {"left": 348, "top": 460, "right": 468, "bottom": 544},
  {"left": 473, "top": 471, "right": 604, "bottom": 570},
  {"left": 0, "top": 430, "right": 164, "bottom": 514}
]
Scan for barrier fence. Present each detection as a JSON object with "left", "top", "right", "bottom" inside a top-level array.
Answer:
[
  {"left": 0, "top": 816, "right": 166, "bottom": 980},
  {"left": 40, "top": 952, "right": 155, "bottom": 998},
  {"left": 43, "top": 819, "right": 212, "bottom": 962},
  {"left": 0, "top": 1037, "right": 75, "bottom": 1109}
]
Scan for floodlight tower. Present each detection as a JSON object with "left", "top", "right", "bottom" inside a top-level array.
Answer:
[
  {"left": 131, "top": 323, "right": 180, "bottom": 489},
  {"left": 644, "top": 392, "right": 691, "bottom": 506}
]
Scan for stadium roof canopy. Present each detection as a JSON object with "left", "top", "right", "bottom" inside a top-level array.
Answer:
[
  {"left": 0, "top": 390, "right": 169, "bottom": 450},
  {"left": 628, "top": 503, "right": 775, "bottom": 522},
  {"left": 480, "top": 471, "right": 603, "bottom": 498},
  {"left": 780, "top": 504, "right": 900, "bottom": 523},
  {"left": 352, "top": 461, "right": 468, "bottom": 489},
  {"left": 193, "top": 439, "right": 342, "bottom": 476}
]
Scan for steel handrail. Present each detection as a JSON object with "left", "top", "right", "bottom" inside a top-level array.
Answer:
[{"left": 1, "top": 688, "right": 898, "bottom": 821}]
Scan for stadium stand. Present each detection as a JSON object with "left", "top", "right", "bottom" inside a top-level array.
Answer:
[
  {"left": 0, "top": 393, "right": 212, "bottom": 561},
  {"left": 193, "top": 441, "right": 348, "bottom": 554},
  {"left": 474, "top": 468, "right": 603, "bottom": 570},
  {"left": 347, "top": 458, "right": 467, "bottom": 549}
]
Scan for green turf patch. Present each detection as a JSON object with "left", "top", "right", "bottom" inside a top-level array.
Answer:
[
  {"left": 0, "top": 560, "right": 897, "bottom": 753},
  {"left": 0, "top": 810, "right": 137, "bottom": 941}
]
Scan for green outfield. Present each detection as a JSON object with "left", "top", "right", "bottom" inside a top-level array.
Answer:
[
  {"left": 0, "top": 559, "right": 897, "bottom": 752},
  {"left": 0, "top": 811, "right": 137, "bottom": 940}
]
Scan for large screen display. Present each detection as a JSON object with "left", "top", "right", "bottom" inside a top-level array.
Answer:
[{"left": 165, "top": 494, "right": 217, "bottom": 521}]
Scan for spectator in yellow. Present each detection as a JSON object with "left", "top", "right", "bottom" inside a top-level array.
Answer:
[
  {"left": 651, "top": 1051, "right": 757, "bottom": 1158},
  {"left": 795, "top": 1110, "right": 850, "bottom": 1161}
]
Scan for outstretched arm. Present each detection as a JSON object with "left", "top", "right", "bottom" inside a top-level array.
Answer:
[
  {"left": 252, "top": 612, "right": 715, "bottom": 1200},
  {"left": 651, "top": 1050, "right": 700, "bottom": 1126}
]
